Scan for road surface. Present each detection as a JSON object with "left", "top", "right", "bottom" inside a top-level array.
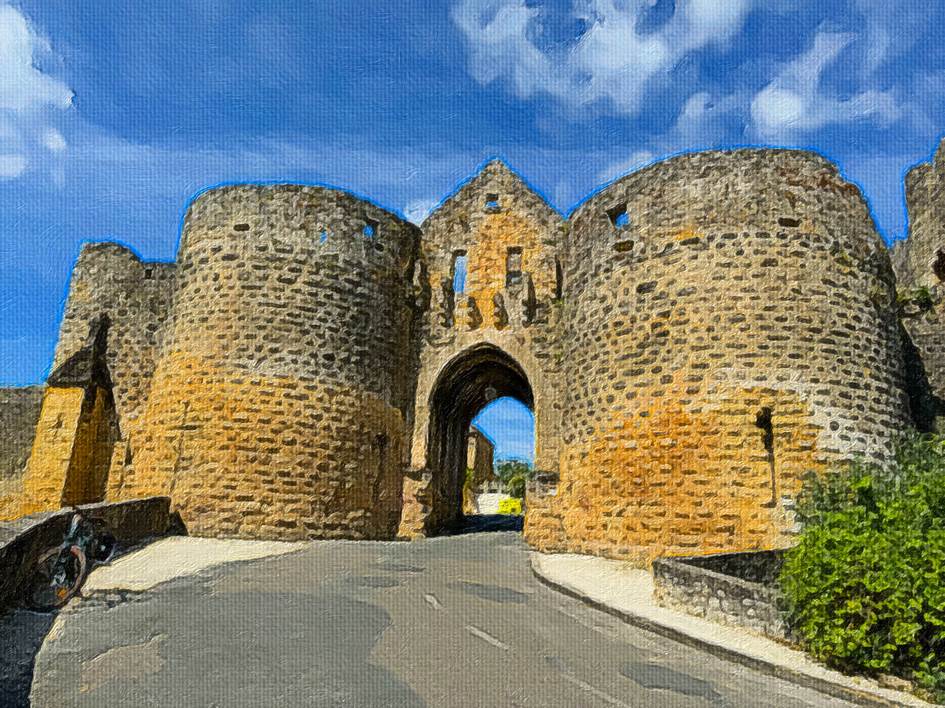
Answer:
[{"left": 16, "top": 523, "right": 858, "bottom": 707}]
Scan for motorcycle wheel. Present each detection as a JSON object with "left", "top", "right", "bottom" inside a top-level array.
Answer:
[{"left": 25, "top": 545, "right": 88, "bottom": 612}]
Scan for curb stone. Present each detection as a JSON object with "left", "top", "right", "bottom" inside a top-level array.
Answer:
[{"left": 529, "top": 556, "right": 930, "bottom": 708}]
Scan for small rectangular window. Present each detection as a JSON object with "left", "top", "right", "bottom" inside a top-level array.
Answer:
[
  {"left": 607, "top": 203, "right": 629, "bottom": 228},
  {"left": 452, "top": 250, "right": 468, "bottom": 294},
  {"left": 143, "top": 267, "right": 153, "bottom": 280},
  {"left": 506, "top": 247, "right": 523, "bottom": 286},
  {"left": 363, "top": 218, "right": 379, "bottom": 238},
  {"left": 485, "top": 193, "right": 500, "bottom": 211}
]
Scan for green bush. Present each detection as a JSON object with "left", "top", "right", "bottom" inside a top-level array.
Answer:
[
  {"left": 495, "top": 459, "right": 532, "bottom": 498},
  {"left": 505, "top": 474, "right": 526, "bottom": 499},
  {"left": 780, "top": 434, "right": 945, "bottom": 698}
]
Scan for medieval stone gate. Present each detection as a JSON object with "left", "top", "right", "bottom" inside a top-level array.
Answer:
[{"left": 10, "top": 145, "right": 935, "bottom": 565}]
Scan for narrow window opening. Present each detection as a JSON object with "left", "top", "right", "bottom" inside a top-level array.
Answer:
[
  {"left": 607, "top": 203, "right": 629, "bottom": 228},
  {"left": 755, "top": 407, "right": 776, "bottom": 507},
  {"left": 506, "top": 247, "right": 523, "bottom": 286},
  {"left": 485, "top": 193, "right": 500, "bottom": 211},
  {"left": 554, "top": 257, "right": 563, "bottom": 300},
  {"left": 319, "top": 229, "right": 329, "bottom": 244},
  {"left": 778, "top": 216, "right": 801, "bottom": 228},
  {"left": 452, "top": 250, "right": 468, "bottom": 294},
  {"left": 363, "top": 218, "right": 379, "bottom": 238},
  {"left": 143, "top": 267, "right": 153, "bottom": 280},
  {"left": 373, "top": 433, "right": 388, "bottom": 497},
  {"left": 933, "top": 250, "right": 945, "bottom": 282}
]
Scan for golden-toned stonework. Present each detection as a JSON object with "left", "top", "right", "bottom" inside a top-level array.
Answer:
[{"left": 9, "top": 145, "right": 944, "bottom": 564}]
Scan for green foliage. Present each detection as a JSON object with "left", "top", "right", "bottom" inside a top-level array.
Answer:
[
  {"left": 781, "top": 434, "right": 945, "bottom": 699},
  {"left": 505, "top": 475, "right": 526, "bottom": 499},
  {"left": 897, "top": 285, "right": 935, "bottom": 312},
  {"left": 495, "top": 459, "right": 532, "bottom": 499}
]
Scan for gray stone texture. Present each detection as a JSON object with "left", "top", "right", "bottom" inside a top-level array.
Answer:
[{"left": 0, "top": 387, "right": 42, "bottom": 480}]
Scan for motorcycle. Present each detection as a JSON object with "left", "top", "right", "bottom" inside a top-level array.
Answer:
[{"left": 23, "top": 509, "right": 117, "bottom": 612}]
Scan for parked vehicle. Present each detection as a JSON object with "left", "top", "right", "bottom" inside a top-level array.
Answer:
[{"left": 24, "top": 509, "right": 116, "bottom": 612}]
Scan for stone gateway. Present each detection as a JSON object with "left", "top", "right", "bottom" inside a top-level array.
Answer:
[{"left": 7, "top": 145, "right": 941, "bottom": 564}]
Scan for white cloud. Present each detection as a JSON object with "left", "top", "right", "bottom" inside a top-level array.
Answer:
[
  {"left": 41, "top": 128, "right": 66, "bottom": 152},
  {"left": 0, "top": 2, "right": 73, "bottom": 180},
  {"left": 750, "top": 31, "right": 900, "bottom": 140},
  {"left": 0, "top": 153, "right": 26, "bottom": 178},
  {"left": 0, "top": 4, "right": 72, "bottom": 111},
  {"left": 453, "top": 0, "right": 753, "bottom": 117}
]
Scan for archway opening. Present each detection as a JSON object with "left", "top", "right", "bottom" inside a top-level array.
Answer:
[{"left": 426, "top": 344, "right": 534, "bottom": 533}]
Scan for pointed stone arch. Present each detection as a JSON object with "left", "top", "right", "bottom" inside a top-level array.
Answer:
[{"left": 399, "top": 343, "right": 535, "bottom": 537}]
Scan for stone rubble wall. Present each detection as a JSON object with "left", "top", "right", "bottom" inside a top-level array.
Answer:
[
  {"left": 52, "top": 242, "right": 176, "bottom": 442},
  {"left": 893, "top": 139, "right": 945, "bottom": 417},
  {"left": 408, "top": 162, "right": 566, "bottom": 534},
  {"left": 120, "top": 185, "right": 421, "bottom": 540},
  {"left": 0, "top": 387, "right": 44, "bottom": 518},
  {"left": 525, "top": 149, "right": 911, "bottom": 563},
  {"left": 20, "top": 147, "right": 924, "bottom": 556},
  {"left": 652, "top": 552, "right": 788, "bottom": 640},
  {"left": 0, "top": 496, "right": 171, "bottom": 613},
  {"left": 0, "top": 387, "right": 43, "bottom": 481}
]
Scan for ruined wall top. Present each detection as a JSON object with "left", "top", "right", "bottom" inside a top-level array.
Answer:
[
  {"left": 178, "top": 184, "right": 421, "bottom": 282},
  {"left": 571, "top": 148, "right": 882, "bottom": 260},
  {"left": 897, "top": 139, "right": 945, "bottom": 287}
]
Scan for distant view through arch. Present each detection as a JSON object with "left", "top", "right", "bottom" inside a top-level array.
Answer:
[
  {"left": 468, "top": 397, "right": 534, "bottom": 521},
  {"left": 421, "top": 344, "right": 535, "bottom": 534}
]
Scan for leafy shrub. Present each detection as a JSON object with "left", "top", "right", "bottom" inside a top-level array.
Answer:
[
  {"left": 505, "top": 474, "right": 526, "bottom": 499},
  {"left": 780, "top": 434, "right": 945, "bottom": 698},
  {"left": 495, "top": 459, "right": 532, "bottom": 498}
]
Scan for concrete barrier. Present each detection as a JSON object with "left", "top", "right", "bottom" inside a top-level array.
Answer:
[{"left": 0, "top": 497, "right": 172, "bottom": 613}]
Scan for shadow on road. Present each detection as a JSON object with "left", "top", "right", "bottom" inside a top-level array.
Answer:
[
  {"left": 0, "top": 608, "right": 57, "bottom": 707},
  {"left": 446, "top": 514, "right": 524, "bottom": 534}
]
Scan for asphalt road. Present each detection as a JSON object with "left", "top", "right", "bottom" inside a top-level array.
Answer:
[{"left": 21, "top": 524, "right": 858, "bottom": 707}]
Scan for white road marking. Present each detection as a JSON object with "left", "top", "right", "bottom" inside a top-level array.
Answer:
[
  {"left": 560, "top": 672, "right": 633, "bottom": 707},
  {"left": 423, "top": 593, "right": 443, "bottom": 610},
  {"left": 464, "top": 624, "right": 510, "bottom": 651}
]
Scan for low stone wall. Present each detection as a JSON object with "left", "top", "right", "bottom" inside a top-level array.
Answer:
[
  {"left": 652, "top": 550, "right": 788, "bottom": 640},
  {"left": 0, "top": 386, "right": 43, "bottom": 481},
  {"left": 0, "top": 497, "right": 172, "bottom": 613}
]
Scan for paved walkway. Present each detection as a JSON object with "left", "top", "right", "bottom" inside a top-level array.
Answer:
[
  {"left": 530, "top": 552, "right": 930, "bottom": 708},
  {"left": 8, "top": 530, "right": 874, "bottom": 707}
]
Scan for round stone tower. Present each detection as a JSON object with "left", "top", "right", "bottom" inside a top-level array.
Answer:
[
  {"left": 527, "top": 149, "right": 911, "bottom": 562},
  {"left": 126, "top": 185, "right": 420, "bottom": 540}
]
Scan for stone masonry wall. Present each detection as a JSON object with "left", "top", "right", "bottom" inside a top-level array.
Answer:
[
  {"left": 893, "top": 139, "right": 945, "bottom": 417},
  {"left": 121, "top": 185, "right": 420, "bottom": 540},
  {"left": 525, "top": 149, "right": 911, "bottom": 563},
  {"left": 22, "top": 147, "right": 922, "bottom": 556},
  {"left": 0, "top": 387, "right": 42, "bottom": 480},
  {"left": 652, "top": 553, "right": 788, "bottom": 640},
  {"left": 0, "top": 386, "right": 44, "bottom": 518},
  {"left": 52, "top": 242, "right": 175, "bottom": 446},
  {"left": 406, "top": 161, "right": 566, "bottom": 535}
]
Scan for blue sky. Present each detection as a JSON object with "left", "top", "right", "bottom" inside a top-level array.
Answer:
[
  {"left": 473, "top": 397, "right": 534, "bottom": 462},
  {"left": 2, "top": 1, "right": 945, "bottom": 459}
]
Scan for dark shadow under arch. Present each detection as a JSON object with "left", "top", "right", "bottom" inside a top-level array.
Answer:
[{"left": 425, "top": 344, "right": 534, "bottom": 532}]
